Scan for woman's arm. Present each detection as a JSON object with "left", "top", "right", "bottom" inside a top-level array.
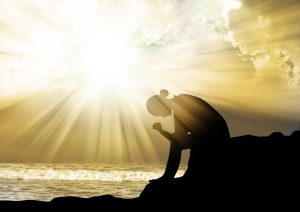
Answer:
[
  {"left": 153, "top": 123, "right": 175, "bottom": 142},
  {"left": 153, "top": 123, "right": 193, "bottom": 149}
]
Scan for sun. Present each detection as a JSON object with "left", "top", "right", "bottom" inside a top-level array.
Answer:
[
  {"left": 85, "top": 32, "right": 131, "bottom": 79},
  {"left": 79, "top": 29, "right": 136, "bottom": 91}
]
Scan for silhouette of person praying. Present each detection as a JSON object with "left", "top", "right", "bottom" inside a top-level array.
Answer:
[{"left": 147, "top": 89, "right": 230, "bottom": 183}]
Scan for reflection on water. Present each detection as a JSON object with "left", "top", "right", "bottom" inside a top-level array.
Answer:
[{"left": 0, "top": 163, "right": 186, "bottom": 201}]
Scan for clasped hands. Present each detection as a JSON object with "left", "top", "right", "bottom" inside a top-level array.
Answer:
[
  {"left": 152, "top": 123, "right": 192, "bottom": 149},
  {"left": 152, "top": 122, "right": 163, "bottom": 131}
]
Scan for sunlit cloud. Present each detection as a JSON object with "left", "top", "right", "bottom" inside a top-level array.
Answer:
[{"left": 226, "top": 0, "right": 300, "bottom": 85}]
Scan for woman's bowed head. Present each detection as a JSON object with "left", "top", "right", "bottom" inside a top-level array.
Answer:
[{"left": 146, "top": 89, "right": 172, "bottom": 117}]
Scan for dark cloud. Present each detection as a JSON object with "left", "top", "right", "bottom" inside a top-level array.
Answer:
[{"left": 279, "top": 51, "right": 296, "bottom": 79}]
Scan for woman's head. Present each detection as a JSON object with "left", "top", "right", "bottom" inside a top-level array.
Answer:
[{"left": 146, "top": 89, "right": 172, "bottom": 117}]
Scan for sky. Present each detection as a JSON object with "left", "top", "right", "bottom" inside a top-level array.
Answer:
[{"left": 0, "top": 0, "right": 299, "bottom": 163}]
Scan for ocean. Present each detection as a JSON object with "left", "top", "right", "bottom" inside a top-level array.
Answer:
[{"left": 0, "top": 163, "right": 186, "bottom": 201}]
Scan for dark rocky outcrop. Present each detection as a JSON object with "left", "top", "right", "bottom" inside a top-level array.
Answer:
[
  {"left": 1, "top": 131, "right": 299, "bottom": 210},
  {"left": 140, "top": 130, "right": 300, "bottom": 210},
  {"left": 0, "top": 195, "right": 139, "bottom": 210}
]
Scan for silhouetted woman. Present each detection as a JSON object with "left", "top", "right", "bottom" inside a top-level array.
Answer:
[{"left": 147, "top": 89, "right": 230, "bottom": 182}]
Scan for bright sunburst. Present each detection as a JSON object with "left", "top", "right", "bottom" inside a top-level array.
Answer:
[
  {"left": 0, "top": 0, "right": 299, "bottom": 163},
  {"left": 0, "top": 0, "right": 242, "bottom": 96},
  {"left": 0, "top": 0, "right": 141, "bottom": 95}
]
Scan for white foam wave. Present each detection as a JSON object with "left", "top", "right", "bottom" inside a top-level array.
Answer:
[{"left": 0, "top": 164, "right": 185, "bottom": 181}]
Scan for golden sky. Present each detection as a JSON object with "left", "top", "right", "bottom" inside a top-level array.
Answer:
[{"left": 0, "top": 0, "right": 299, "bottom": 163}]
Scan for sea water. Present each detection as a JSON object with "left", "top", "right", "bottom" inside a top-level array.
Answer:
[{"left": 0, "top": 163, "right": 186, "bottom": 201}]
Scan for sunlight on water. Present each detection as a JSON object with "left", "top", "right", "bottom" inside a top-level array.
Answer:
[
  {"left": 0, "top": 163, "right": 186, "bottom": 201},
  {"left": 0, "top": 163, "right": 185, "bottom": 181}
]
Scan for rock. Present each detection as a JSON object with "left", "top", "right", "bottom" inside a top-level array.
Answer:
[
  {"left": 291, "top": 130, "right": 300, "bottom": 139},
  {"left": 140, "top": 131, "right": 300, "bottom": 210}
]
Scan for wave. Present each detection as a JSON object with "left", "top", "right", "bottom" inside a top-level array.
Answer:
[{"left": 0, "top": 163, "right": 185, "bottom": 181}]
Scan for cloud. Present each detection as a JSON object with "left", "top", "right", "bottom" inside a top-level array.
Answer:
[
  {"left": 226, "top": 0, "right": 300, "bottom": 84},
  {"left": 279, "top": 51, "right": 295, "bottom": 79},
  {"left": 132, "top": 0, "right": 243, "bottom": 48}
]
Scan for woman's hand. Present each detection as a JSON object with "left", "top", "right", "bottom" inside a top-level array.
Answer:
[{"left": 152, "top": 123, "right": 162, "bottom": 131}]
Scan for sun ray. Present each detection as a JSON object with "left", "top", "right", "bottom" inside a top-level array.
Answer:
[{"left": 0, "top": 0, "right": 299, "bottom": 163}]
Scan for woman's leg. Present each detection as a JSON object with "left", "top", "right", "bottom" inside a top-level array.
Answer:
[
  {"left": 150, "top": 142, "right": 181, "bottom": 182},
  {"left": 162, "top": 142, "right": 182, "bottom": 178}
]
